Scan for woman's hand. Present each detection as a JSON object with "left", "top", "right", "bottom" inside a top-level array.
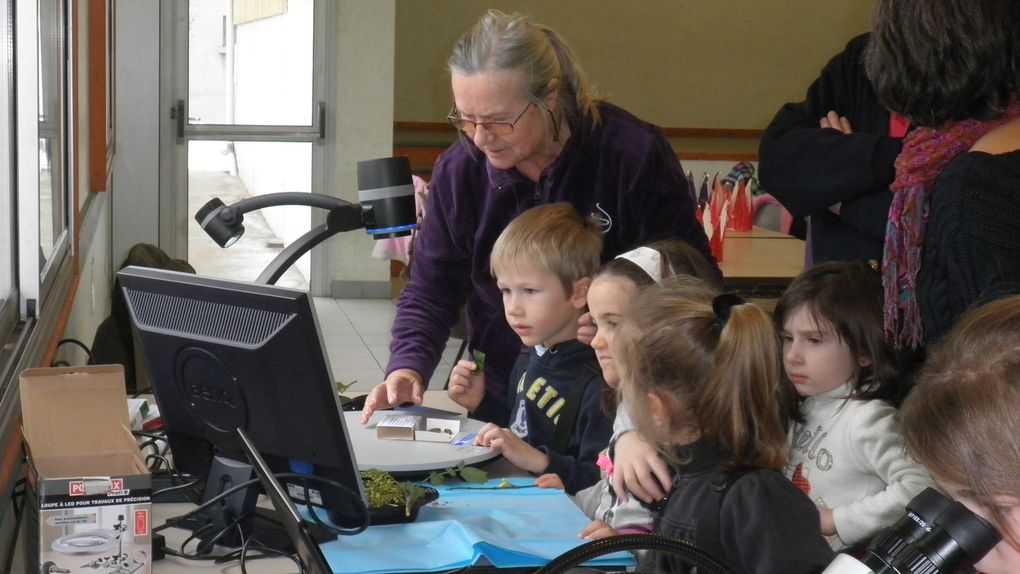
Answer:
[
  {"left": 474, "top": 423, "right": 549, "bottom": 474},
  {"left": 580, "top": 520, "right": 618, "bottom": 540},
  {"left": 535, "top": 473, "right": 564, "bottom": 490},
  {"left": 611, "top": 431, "right": 672, "bottom": 503},
  {"left": 360, "top": 368, "right": 424, "bottom": 424},
  {"left": 447, "top": 360, "right": 485, "bottom": 412}
]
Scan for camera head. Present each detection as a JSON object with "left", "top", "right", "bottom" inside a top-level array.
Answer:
[
  {"left": 356, "top": 156, "right": 417, "bottom": 239},
  {"left": 823, "top": 488, "right": 1001, "bottom": 574}
]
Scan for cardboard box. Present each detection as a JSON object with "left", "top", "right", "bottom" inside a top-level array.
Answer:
[
  {"left": 376, "top": 414, "right": 462, "bottom": 443},
  {"left": 21, "top": 365, "right": 152, "bottom": 574}
]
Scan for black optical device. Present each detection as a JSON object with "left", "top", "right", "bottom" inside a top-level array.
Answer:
[
  {"left": 237, "top": 427, "right": 333, "bottom": 574},
  {"left": 118, "top": 266, "right": 367, "bottom": 549},
  {"left": 194, "top": 156, "right": 417, "bottom": 285},
  {"left": 822, "top": 487, "right": 1001, "bottom": 574}
]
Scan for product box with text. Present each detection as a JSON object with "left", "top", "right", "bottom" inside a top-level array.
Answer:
[{"left": 20, "top": 365, "right": 152, "bottom": 574}]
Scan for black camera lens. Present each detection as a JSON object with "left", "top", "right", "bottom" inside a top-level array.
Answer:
[
  {"left": 890, "top": 501, "right": 1000, "bottom": 574},
  {"left": 357, "top": 156, "right": 417, "bottom": 239},
  {"left": 860, "top": 488, "right": 953, "bottom": 574}
]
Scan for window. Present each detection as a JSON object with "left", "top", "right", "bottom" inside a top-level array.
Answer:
[
  {"left": 36, "top": 0, "right": 71, "bottom": 299},
  {"left": 0, "top": 0, "right": 16, "bottom": 342}
]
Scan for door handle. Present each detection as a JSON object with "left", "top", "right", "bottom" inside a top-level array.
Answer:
[
  {"left": 318, "top": 102, "right": 326, "bottom": 140},
  {"left": 173, "top": 99, "right": 185, "bottom": 142}
]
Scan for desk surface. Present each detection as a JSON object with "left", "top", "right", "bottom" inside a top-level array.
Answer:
[
  {"left": 350, "top": 410, "right": 497, "bottom": 473},
  {"left": 718, "top": 235, "right": 806, "bottom": 286},
  {"left": 726, "top": 225, "right": 799, "bottom": 240}
]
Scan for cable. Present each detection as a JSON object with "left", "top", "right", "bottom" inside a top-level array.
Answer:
[
  {"left": 144, "top": 453, "right": 173, "bottom": 473},
  {"left": 290, "top": 474, "right": 370, "bottom": 536},
  {"left": 131, "top": 385, "right": 154, "bottom": 398},
  {"left": 132, "top": 430, "right": 169, "bottom": 441},
  {"left": 153, "top": 470, "right": 371, "bottom": 572},
  {"left": 179, "top": 522, "right": 218, "bottom": 556},
  {"left": 154, "top": 472, "right": 369, "bottom": 536},
  {"left": 54, "top": 338, "right": 94, "bottom": 363},
  {"left": 154, "top": 477, "right": 262, "bottom": 533},
  {"left": 152, "top": 477, "right": 204, "bottom": 499},
  {"left": 239, "top": 530, "right": 304, "bottom": 574},
  {"left": 3, "top": 476, "right": 27, "bottom": 574},
  {"left": 533, "top": 533, "right": 733, "bottom": 574}
]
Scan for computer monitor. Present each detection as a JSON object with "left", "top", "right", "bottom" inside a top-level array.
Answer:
[{"left": 117, "top": 266, "right": 367, "bottom": 547}]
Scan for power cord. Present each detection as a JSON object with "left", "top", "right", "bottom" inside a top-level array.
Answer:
[
  {"left": 239, "top": 530, "right": 304, "bottom": 574},
  {"left": 154, "top": 471, "right": 370, "bottom": 570},
  {"left": 286, "top": 473, "right": 369, "bottom": 536},
  {"left": 151, "top": 477, "right": 204, "bottom": 500},
  {"left": 52, "top": 338, "right": 93, "bottom": 365}
]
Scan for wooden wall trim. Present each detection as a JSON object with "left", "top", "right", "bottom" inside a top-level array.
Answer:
[
  {"left": 661, "top": 127, "right": 762, "bottom": 139},
  {"left": 394, "top": 122, "right": 761, "bottom": 175},
  {"left": 395, "top": 121, "right": 763, "bottom": 139},
  {"left": 88, "top": 0, "right": 114, "bottom": 192},
  {"left": 395, "top": 121, "right": 457, "bottom": 133}
]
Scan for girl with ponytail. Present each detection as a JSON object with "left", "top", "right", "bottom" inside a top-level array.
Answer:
[{"left": 616, "top": 278, "right": 833, "bottom": 573}]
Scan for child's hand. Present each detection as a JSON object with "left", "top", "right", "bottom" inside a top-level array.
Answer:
[
  {"left": 817, "top": 505, "right": 837, "bottom": 536},
  {"left": 611, "top": 431, "right": 672, "bottom": 503},
  {"left": 535, "top": 473, "right": 564, "bottom": 490},
  {"left": 580, "top": 520, "right": 618, "bottom": 540},
  {"left": 474, "top": 423, "right": 549, "bottom": 474},
  {"left": 577, "top": 312, "right": 597, "bottom": 346},
  {"left": 447, "top": 360, "right": 485, "bottom": 411}
]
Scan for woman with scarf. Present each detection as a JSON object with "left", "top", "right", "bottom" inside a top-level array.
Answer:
[{"left": 865, "top": 0, "right": 1020, "bottom": 348}]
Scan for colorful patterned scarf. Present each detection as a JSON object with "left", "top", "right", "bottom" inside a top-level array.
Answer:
[{"left": 883, "top": 101, "right": 1020, "bottom": 348}]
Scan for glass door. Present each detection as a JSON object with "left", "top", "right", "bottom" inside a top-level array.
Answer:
[{"left": 163, "top": 0, "right": 327, "bottom": 290}]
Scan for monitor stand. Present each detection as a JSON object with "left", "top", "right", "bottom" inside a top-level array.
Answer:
[{"left": 176, "top": 455, "right": 337, "bottom": 553}]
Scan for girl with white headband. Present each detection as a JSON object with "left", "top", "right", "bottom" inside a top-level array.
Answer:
[{"left": 535, "top": 239, "right": 721, "bottom": 539}]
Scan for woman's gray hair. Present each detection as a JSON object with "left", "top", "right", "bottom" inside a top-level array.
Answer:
[{"left": 449, "top": 10, "right": 600, "bottom": 128}]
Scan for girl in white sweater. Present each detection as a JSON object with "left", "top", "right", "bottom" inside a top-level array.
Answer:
[{"left": 775, "top": 261, "right": 933, "bottom": 550}]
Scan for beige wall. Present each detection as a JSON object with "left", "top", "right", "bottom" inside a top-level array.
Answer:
[{"left": 395, "top": 0, "right": 874, "bottom": 129}]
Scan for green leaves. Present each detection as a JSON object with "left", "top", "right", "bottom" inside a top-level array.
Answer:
[
  {"left": 361, "top": 468, "right": 407, "bottom": 508},
  {"left": 402, "top": 481, "right": 427, "bottom": 517},
  {"left": 426, "top": 460, "right": 489, "bottom": 485},
  {"left": 361, "top": 469, "right": 434, "bottom": 516},
  {"left": 459, "top": 465, "right": 489, "bottom": 483},
  {"left": 472, "top": 350, "right": 487, "bottom": 373}
]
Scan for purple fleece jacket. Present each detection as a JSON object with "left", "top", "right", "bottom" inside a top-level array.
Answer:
[{"left": 387, "top": 102, "right": 716, "bottom": 407}]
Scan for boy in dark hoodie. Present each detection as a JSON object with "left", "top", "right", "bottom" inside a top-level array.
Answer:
[{"left": 448, "top": 203, "right": 612, "bottom": 494}]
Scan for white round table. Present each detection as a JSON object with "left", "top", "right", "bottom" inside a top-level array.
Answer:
[{"left": 344, "top": 410, "right": 499, "bottom": 473}]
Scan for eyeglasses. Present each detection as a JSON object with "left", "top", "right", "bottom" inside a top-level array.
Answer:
[{"left": 447, "top": 102, "right": 533, "bottom": 136}]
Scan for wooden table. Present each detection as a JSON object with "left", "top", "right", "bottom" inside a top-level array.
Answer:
[
  {"left": 717, "top": 229, "right": 806, "bottom": 297},
  {"left": 726, "top": 225, "right": 800, "bottom": 239}
]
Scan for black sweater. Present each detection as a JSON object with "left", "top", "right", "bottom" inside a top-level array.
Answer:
[
  {"left": 759, "top": 33, "right": 904, "bottom": 264},
  {"left": 641, "top": 441, "right": 835, "bottom": 574},
  {"left": 473, "top": 340, "right": 611, "bottom": 495},
  {"left": 919, "top": 149, "right": 1020, "bottom": 343}
]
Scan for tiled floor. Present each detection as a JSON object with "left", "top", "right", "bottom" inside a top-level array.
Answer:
[{"left": 313, "top": 297, "right": 466, "bottom": 393}]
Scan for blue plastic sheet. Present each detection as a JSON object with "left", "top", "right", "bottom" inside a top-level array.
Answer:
[{"left": 317, "top": 478, "right": 636, "bottom": 574}]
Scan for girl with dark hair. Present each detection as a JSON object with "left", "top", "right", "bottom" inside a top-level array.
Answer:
[
  {"left": 775, "top": 261, "right": 933, "bottom": 550},
  {"left": 865, "top": 0, "right": 1020, "bottom": 347},
  {"left": 616, "top": 279, "right": 834, "bottom": 573}
]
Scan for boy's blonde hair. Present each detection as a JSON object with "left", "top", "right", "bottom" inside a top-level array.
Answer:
[{"left": 490, "top": 203, "right": 602, "bottom": 292}]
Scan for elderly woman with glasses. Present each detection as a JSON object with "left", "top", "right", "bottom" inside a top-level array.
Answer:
[{"left": 361, "top": 10, "right": 715, "bottom": 423}]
